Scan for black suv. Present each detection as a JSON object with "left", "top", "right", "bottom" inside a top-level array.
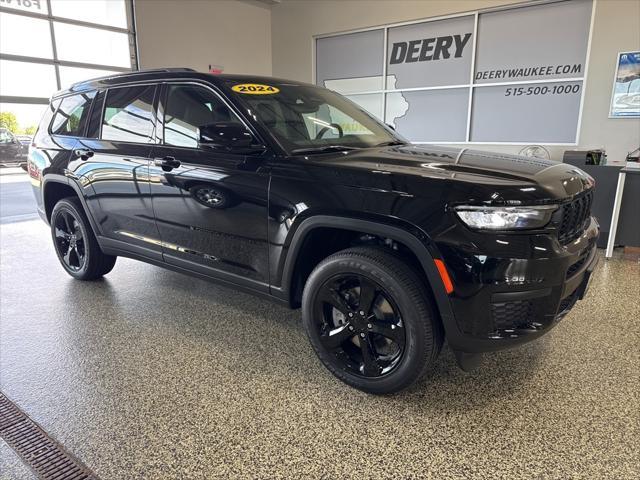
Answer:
[{"left": 28, "top": 69, "right": 599, "bottom": 393}]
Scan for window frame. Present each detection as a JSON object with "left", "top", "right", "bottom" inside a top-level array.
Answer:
[
  {"left": 0, "top": 0, "right": 138, "bottom": 119},
  {"left": 157, "top": 81, "right": 265, "bottom": 152},
  {"left": 85, "top": 90, "right": 106, "bottom": 140},
  {"left": 313, "top": 0, "right": 596, "bottom": 146}
]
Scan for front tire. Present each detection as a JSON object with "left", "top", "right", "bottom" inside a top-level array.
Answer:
[
  {"left": 302, "top": 247, "right": 442, "bottom": 394},
  {"left": 50, "top": 198, "right": 116, "bottom": 280}
]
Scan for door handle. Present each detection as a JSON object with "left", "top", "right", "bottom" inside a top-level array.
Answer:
[
  {"left": 74, "top": 149, "right": 94, "bottom": 160},
  {"left": 154, "top": 156, "right": 181, "bottom": 171}
]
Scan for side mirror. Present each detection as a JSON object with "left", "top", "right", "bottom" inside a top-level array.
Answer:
[
  {"left": 20, "top": 162, "right": 29, "bottom": 172},
  {"left": 199, "top": 123, "right": 257, "bottom": 151}
]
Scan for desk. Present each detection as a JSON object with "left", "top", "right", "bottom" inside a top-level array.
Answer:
[{"left": 605, "top": 167, "right": 640, "bottom": 258}]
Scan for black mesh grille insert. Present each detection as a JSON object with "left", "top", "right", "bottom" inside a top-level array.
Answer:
[
  {"left": 491, "top": 300, "right": 534, "bottom": 331},
  {"left": 0, "top": 392, "right": 97, "bottom": 479},
  {"left": 558, "top": 190, "right": 593, "bottom": 244}
]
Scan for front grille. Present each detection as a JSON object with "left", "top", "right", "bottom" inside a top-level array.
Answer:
[
  {"left": 557, "top": 190, "right": 593, "bottom": 244},
  {"left": 491, "top": 300, "right": 534, "bottom": 331}
]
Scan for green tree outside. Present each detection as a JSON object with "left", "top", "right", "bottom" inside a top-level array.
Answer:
[
  {"left": 0, "top": 112, "right": 20, "bottom": 133},
  {"left": 0, "top": 112, "right": 37, "bottom": 135}
]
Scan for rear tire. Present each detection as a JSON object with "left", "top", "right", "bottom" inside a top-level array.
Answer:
[
  {"left": 302, "top": 246, "right": 442, "bottom": 394},
  {"left": 50, "top": 198, "right": 116, "bottom": 280}
]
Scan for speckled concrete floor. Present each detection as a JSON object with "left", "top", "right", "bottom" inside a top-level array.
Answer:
[{"left": 1, "top": 220, "right": 639, "bottom": 480}]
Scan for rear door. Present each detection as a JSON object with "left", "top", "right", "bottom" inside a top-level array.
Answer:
[
  {"left": 148, "top": 82, "right": 271, "bottom": 290},
  {"left": 74, "top": 83, "right": 161, "bottom": 260}
]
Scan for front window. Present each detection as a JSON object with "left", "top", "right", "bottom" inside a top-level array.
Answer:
[
  {"left": 225, "top": 82, "right": 403, "bottom": 154},
  {"left": 163, "top": 84, "right": 245, "bottom": 148}
]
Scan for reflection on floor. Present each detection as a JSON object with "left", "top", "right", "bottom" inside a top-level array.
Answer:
[{"left": 1, "top": 220, "right": 638, "bottom": 479}]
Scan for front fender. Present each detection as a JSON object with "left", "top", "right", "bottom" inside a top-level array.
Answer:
[{"left": 272, "top": 214, "right": 458, "bottom": 339}]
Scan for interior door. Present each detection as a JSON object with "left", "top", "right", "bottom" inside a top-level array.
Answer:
[{"left": 149, "top": 83, "right": 271, "bottom": 290}]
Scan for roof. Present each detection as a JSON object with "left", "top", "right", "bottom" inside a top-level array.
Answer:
[{"left": 56, "top": 68, "right": 314, "bottom": 97}]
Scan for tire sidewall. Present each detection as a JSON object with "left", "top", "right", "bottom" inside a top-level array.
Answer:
[
  {"left": 50, "top": 199, "right": 92, "bottom": 279},
  {"left": 302, "top": 251, "right": 435, "bottom": 394}
]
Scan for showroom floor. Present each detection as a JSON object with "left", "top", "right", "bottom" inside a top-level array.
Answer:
[{"left": 1, "top": 218, "right": 638, "bottom": 480}]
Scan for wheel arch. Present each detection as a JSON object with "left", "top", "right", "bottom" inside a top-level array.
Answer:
[
  {"left": 276, "top": 215, "right": 456, "bottom": 333},
  {"left": 42, "top": 176, "right": 101, "bottom": 236}
]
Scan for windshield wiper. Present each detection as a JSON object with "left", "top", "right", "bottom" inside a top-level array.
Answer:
[
  {"left": 374, "top": 140, "right": 407, "bottom": 147},
  {"left": 291, "top": 145, "right": 361, "bottom": 155}
]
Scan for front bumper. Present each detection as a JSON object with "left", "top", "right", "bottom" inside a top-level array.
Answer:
[{"left": 440, "top": 216, "right": 599, "bottom": 354}]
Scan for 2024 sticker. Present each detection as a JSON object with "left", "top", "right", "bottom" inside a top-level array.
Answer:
[{"left": 231, "top": 84, "right": 280, "bottom": 95}]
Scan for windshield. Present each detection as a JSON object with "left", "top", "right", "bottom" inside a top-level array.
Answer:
[{"left": 225, "top": 81, "right": 403, "bottom": 154}]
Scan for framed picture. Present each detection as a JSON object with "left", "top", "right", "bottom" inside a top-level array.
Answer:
[{"left": 609, "top": 51, "right": 640, "bottom": 118}]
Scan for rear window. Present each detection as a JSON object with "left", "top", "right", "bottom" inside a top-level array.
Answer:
[
  {"left": 101, "top": 85, "right": 156, "bottom": 143},
  {"left": 32, "top": 99, "right": 59, "bottom": 142},
  {"left": 50, "top": 92, "right": 95, "bottom": 137}
]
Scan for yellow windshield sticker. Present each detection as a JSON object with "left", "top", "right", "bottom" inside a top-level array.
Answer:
[{"left": 232, "top": 83, "right": 280, "bottom": 95}]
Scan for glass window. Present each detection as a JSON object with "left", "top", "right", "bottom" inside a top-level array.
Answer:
[
  {"left": 0, "top": 128, "right": 17, "bottom": 143},
  {"left": 164, "top": 85, "right": 244, "bottom": 148},
  {"left": 50, "top": 92, "right": 96, "bottom": 137},
  {"left": 0, "top": 103, "right": 49, "bottom": 136},
  {"left": 59, "top": 67, "right": 121, "bottom": 90},
  {"left": 102, "top": 85, "right": 155, "bottom": 143},
  {"left": 387, "top": 16, "right": 474, "bottom": 89},
  {"left": 54, "top": 22, "right": 131, "bottom": 68},
  {"left": 0, "top": 12, "right": 53, "bottom": 59},
  {"left": 316, "top": 30, "right": 385, "bottom": 91},
  {"left": 345, "top": 93, "right": 384, "bottom": 121},
  {"left": 0, "top": 60, "right": 57, "bottom": 97},
  {"left": 50, "top": 0, "right": 128, "bottom": 28},
  {"left": 386, "top": 89, "right": 469, "bottom": 142},
  {"left": 0, "top": 0, "right": 49, "bottom": 15},
  {"left": 228, "top": 82, "right": 398, "bottom": 153}
]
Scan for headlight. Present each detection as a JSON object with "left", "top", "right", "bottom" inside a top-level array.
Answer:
[{"left": 454, "top": 205, "right": 557, "bottom": 230}]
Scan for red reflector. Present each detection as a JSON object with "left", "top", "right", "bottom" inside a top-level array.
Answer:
[{"left": 434, "top": 259, "right": 454, "bottom": 294}]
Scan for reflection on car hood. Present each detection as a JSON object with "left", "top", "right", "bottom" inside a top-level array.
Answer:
[{"left": 297, "top": 144, "right": 595, "bottom": 201}]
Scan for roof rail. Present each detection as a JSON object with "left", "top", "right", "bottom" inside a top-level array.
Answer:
[
  {"left": 131, "top": 68, "right": 196, "bottom": 74},
  {"left": 69, "top": 68, "right": 197, "bottom": 88}
]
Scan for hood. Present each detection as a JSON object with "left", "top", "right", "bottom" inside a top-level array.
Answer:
[{"left": 297, "top": 144, "right": 594, "bottom": 203}]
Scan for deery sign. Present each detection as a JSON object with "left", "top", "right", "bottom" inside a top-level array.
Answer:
[{"left": 389, "top": 33, "right": 472, "bottom": 64}]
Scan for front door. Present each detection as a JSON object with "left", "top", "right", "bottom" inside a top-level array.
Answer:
[{"left": 149, "top": 83, "right": 271, "bottom": 291}]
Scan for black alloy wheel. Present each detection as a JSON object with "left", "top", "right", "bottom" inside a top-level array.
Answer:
[
  {"left": 190, "top": 184, "right": 236, "bottom": 209},
  {"left": 50, "top": 198, "right": 117, "bottom": 280},
  {"left": 314, "top": 274, "right": 405, "bottom": 377},
  {"left": 53, "top": 209, "right": 86, "bottom": 272},
  {"left": 195, "top": 187, "right": 225, "bottom": 206},
  {"left": 302, "top": 247, "right": 443, "bottom": 394}
]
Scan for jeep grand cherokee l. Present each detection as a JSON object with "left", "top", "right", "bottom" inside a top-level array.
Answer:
[{"left": 27, "top": 69, "right": 599, "bottom": 393}]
